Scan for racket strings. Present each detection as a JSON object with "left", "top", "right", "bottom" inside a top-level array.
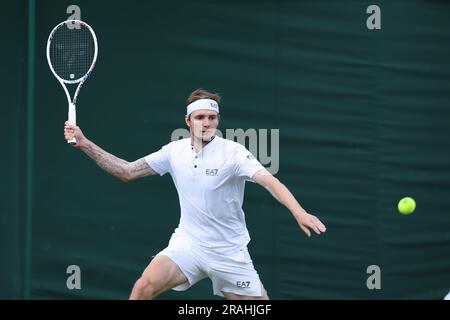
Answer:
[{"left": 49, "top": 22, "right": 95, "bottom": 81}]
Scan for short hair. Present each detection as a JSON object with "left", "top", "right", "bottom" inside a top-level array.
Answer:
[{"left": 186, "top": 88, "right": 221, "bottom": 106}]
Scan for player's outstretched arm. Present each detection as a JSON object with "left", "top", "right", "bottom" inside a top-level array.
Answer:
[
  {"left": 252, "top": 169, "right": 326, "bottom": 237},
  {"left": 64, "top": 122, "right": 157, "bottom": 181}
]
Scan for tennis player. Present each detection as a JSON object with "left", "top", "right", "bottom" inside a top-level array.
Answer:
[{"left": 64, "top": 88, "right": 326, "bottom": 300}]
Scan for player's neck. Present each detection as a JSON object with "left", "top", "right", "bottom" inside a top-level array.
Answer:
[{"left": 191, "top": 135, "right": 216, "bottom": 153}]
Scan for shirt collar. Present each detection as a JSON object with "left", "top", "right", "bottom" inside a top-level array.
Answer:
[{"left": 190, "top": 135, "right": 219, "bottom": 154}]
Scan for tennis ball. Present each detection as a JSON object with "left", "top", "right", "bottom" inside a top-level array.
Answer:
[{"left": 398, "top": 197, "right": 416, "bottom": 215}]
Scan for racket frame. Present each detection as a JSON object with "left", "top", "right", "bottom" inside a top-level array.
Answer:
[{"left": 46, "top": 19, "right": 98, "bottom": 144}]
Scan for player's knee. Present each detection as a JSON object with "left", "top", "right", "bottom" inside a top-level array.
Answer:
[{"left": 133, "top": 277, "right": 157, "bottom": 300}]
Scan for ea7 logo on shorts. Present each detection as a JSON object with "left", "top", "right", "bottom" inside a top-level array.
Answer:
[
  {"left": 236, "top": 281, "right": 251, "bottom": 288},
  {"left": 206, "top": 169, "right": 219, "bottom": 176}
]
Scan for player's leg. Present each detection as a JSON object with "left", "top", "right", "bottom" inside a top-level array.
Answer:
[
  {"left": 223, "top": 289, "right": 269, "bottom": 300},
  {"left": 129, "top": 255, "right": 188, "bottom": 300}
]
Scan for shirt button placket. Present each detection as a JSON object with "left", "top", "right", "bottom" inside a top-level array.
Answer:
[{"left": 192, "top": 151, "right": 199, "bottom": 177}]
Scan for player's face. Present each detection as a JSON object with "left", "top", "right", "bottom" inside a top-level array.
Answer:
[{"left": 187, "top": 110, "right": 220, "bottom": 141}]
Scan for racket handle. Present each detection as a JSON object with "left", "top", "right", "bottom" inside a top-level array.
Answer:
[
  {"left": 67, "top": 137, "right": 77, "bottom": 145},
  {"left": 67, "top": 103, "right": 77, "bottom": 145}
]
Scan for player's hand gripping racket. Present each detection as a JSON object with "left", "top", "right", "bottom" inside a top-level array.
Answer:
[{"left": 46, "top": 19, "right": 98, "bottom": 145}]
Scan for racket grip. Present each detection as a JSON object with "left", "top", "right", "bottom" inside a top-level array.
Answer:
[
  {"left": 68, "top": 103, "right": 76, "bottom": 125},
  {"left": 67, "top": 137, "right": 77, "bottom": 145},
  {"left": 67, "top": 103, "right": 77, "bottom": 145}
]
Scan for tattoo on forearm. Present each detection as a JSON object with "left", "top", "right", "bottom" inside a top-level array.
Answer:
[
  {"left": 129, "top": 159, "right": 151, "bottom": 176},
  {"left": 82, "top": 142, "right": 129, "bottom": 179}
]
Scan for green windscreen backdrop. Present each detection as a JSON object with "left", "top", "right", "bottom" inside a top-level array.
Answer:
[
  {"left": 2, "top": 0, "right": 449, "bottom": 299},
  {"left": 0, "top": 0, "right": 28, "bottom": 300}
]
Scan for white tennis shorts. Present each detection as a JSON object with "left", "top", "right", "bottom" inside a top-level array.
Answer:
[{"left": 156, "top": 231, "right": 265, "bottom": 297}]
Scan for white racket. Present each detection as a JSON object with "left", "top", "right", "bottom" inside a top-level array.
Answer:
[{"left": 46, "top": 19, "right": 98, "bottom": 145}]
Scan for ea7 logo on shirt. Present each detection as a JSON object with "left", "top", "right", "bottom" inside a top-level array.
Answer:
[
  {"left": 206, "top": 169, "right": 219, "bottom": 176},
  {"left": 237, "top": 281, "right": 251, "bottom": 288}
]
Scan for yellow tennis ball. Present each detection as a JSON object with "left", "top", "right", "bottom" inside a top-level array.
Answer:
[{"left": 398, "top": 197, "right": 416, "bottom": 215}]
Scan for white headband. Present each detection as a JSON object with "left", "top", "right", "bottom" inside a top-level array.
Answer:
[{"left": 186, "top": 99, "right": 220, "bottom": 116}]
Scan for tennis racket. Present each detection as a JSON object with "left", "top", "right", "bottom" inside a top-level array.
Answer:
[{"left": 46, "top": 19, "right": 98, "bottom": 145}]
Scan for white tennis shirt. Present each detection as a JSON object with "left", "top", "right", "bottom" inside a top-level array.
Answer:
[{"left": 145, "top": 136, "right": 265, "bottom": 255}]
